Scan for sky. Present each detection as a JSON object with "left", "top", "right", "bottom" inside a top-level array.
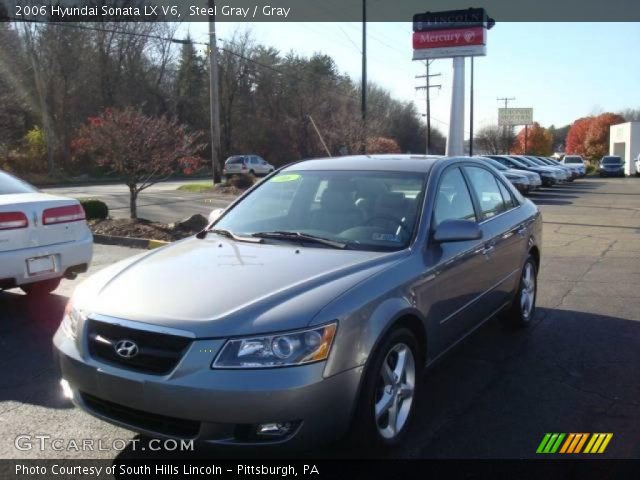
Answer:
[{"left": 185, "top": 22, "right": 640, "bottom": 138}]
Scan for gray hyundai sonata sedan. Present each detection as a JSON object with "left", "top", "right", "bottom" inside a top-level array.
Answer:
[{"left": 54, "top": 155, "right": 542, "bottom": 450}]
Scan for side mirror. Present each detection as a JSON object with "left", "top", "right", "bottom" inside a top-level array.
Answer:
[
  {"left": 432, "top": 219, "right": 483, "bottom": 243},
  {"left": 208, "top": 208, "right": 224, "bottom": 224}
]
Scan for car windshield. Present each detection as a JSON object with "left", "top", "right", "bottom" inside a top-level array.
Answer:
[
  {"left": 0, "top": 171, "right": 37, "bottom": 195},
  {"left": 226, "top": 156, "right": 245, "bottom": 165},
  {"left": 214, "top": 170, "right": 427, "bottom": 251},
  {"left": 603, "top": 157, "right": 622, "bottom": 165},
  {"left": 564, "top": 157, "right": 582, "bottom": 164}
]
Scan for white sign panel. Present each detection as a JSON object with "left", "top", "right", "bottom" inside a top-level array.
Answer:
[
  {"left": 412, "top": 44, "right": 487, "bottom": 60},
  {"left": 498, "top": 108, "right": 533, "bottom": 126}
]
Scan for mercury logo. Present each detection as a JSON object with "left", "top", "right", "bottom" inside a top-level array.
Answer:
[{"left": 464, "top": 31, "right": 476, "bottom": 43}]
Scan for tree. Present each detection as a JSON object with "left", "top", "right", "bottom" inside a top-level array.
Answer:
[
  {"left": 73, "top": 108, "right": 205, "bottom": 219},
  {"left": 475, "top": 125, "right": 503, "bottom": 154},
  {"left": 584, "top": 113, "right": 625, "bottom": 161},
  {"left": 565, "top": 117, "right": 593, "bottom": 156},
  {"left": 366, "top": 137, "right": 401, "bottom": 154},
  {"left": 565, "top": 113, "right": 625, "bottom": 161},
  {"left": 511, "top": 122, "right": 553, "bottom": 155},
  {"left": 174, "top": 37, "right": 207, "bottom": 130}
]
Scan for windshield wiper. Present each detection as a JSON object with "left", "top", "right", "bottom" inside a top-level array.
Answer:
[
  {"left": 196, "top": 227, "right": 262, "bottom": 243},
  {"left": 251, "top": 231, "right": 348, "bottom": 249}
]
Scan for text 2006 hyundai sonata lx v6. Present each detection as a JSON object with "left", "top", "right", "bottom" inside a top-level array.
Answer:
[{"left": 54, "top": 155, "right": 542, "bottom": 450}]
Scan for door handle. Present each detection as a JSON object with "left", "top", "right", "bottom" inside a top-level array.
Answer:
[
  {"left": 481, "top": 244, "right": 495, "bottom": 256},
  {"left": 516, "top": 225, "right": 527, "bottom": 237}
]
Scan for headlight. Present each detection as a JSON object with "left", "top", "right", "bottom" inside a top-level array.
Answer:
[
  {"left": 60, "top": 301, "right": 85, "bottom": 339},
  {"left": 212, "top": 323, "right": 337, "bottom": 369}
]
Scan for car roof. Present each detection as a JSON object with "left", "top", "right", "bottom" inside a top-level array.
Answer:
[{"left": 281, "top": 154, "right": 453, "bottom": 173}]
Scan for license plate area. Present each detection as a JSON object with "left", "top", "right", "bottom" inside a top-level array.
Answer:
[{"left": 26, "top": 255, "right": 56, "bottom": 276}]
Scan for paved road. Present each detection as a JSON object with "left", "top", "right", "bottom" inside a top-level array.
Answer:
[
  {"left": 1, "top": 177, "right": 639, "bottom": 459},
  {"left": 42, "top": 180, "right": 234, "bottom": 224}
]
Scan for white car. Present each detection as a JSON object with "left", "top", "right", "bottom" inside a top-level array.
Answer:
[
  {"left": 0, "top": 170, "right": 93, "bottom": 295},
  {"left": 635, "top": 154, "right": 640, "bottom": 177},
  {"left": 561, "top": 155, "right": 587, "bottom": 176},
  {"left": 223, "top": 155, "right": 275, "bottom": 178}
]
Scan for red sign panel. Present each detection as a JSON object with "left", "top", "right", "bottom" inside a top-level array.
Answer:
[{"left": 413, "top": 27, "right": 486, "bottom": 50}]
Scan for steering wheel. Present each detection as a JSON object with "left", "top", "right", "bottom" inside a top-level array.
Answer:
[{"left": 363, "top": 215, "right": 411, "bottom": 235}]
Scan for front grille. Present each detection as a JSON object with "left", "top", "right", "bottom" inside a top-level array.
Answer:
[
  {"left": 81, "top": 392, "right": 200, "bottom": 438},
  {"left": 87, "top": 320, "right": 192, "bottom": 375}
]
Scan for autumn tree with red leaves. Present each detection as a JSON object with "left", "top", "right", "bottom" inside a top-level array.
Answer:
[
  {"left": 511, "top": 122, "right": 553, "bottom": 156},
  {"left": 584, "top": 113, "right": 625, "bottom": 161},
  {"left": 73, "top": 108, "right": 205, "bottom": 219},
  {"left": 565, "top": 113, "right": 625, "bottom": 161}
]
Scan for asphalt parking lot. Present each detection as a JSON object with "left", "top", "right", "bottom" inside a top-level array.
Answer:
[{"left": 1, "top": 177, "right": 639, "bottom": 459}]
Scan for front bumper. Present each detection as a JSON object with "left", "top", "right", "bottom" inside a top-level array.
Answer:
[
  {"left": 53, "top": 327, "right": 361, "bottom": 450},
  {"left": 599, "top": 169, "right": 625, "bottom": 177},
  {"left": 0, "top": 232, "right": 93, "bottom": 287}
]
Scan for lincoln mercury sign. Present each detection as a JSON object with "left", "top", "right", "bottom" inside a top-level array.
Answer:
[
  {"left": 412, "top": 8, "right": 492, "bottom": 60},
  {"left": 498, "top": 108, "right": 534, "bottom": 126}
]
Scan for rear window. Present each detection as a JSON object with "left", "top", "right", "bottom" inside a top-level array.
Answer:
[
  {"left": 0, "top": 171, "right": 36, "bottom": 195},
  {"left": 226, "top": 156, "right": 246, "bottom": 165}
]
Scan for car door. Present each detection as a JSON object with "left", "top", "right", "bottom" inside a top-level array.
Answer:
[
  {"left": 255, "top": 157, "right": 268, "bottom": 175},
  {"left": 463, "top": 165, "right": 527, "bottom": 311},
  {"left": 420, "top": 166, "right": 488, "bottom": 354}
]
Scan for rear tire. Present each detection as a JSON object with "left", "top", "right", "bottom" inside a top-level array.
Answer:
[
  {"left": 21, "top": 278, "right": 61, "bottom": 296},
  {"left": 350, "top": 327, "right": 422, "bottom": 450},
  {"left": 503, "top": 255, "right": 537, "bottom": 327}
]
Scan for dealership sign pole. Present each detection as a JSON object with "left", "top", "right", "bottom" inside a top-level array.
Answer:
[{"left": 413, "top": 8, "right": 493, "bottom": 156}]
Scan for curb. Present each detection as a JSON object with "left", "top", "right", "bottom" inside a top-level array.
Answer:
[{"left": 92, "top": 234, "right": 170, "bottom": 250}]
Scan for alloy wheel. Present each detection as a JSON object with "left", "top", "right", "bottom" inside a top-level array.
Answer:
[
  {"left": 374, "top": 343, "right": 416, "bottom": 440},
  {"left": 520, "top": 262, "right": 536, "bottom": 320}
]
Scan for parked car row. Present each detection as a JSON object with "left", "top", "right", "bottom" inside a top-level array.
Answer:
[{"left": 480, "top": 154, "right": 585, "bottom": 193}]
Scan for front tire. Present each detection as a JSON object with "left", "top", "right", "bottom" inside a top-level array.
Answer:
[
  {"left": 21, "top": 278, "right": 61, "bottom": 296},
  {"left": 503, "top": 255, "right": 537, "bottom": 327},
  {"left": 351, "top": 327, "right": 422, "bottom": 449}
]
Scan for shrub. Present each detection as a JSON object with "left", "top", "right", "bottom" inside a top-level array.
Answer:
[
  {"left": 229, "top": 174, "right": 255, "bottom": 190},
  {"left": 80, "top": 199, "right": 109, "bottom": 220},
  {"left": 586, "top": 163, "right": 596, "bottom": 175}
]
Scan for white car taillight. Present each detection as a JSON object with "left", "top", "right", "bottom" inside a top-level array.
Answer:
[
  {"left": 0, "top": 211, "right": 28, "bottom": 230},
  {"left": 42, "top": 204, "right": 85, "bottom": 225}
]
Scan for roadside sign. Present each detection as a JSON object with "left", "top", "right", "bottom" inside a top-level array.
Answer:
[
  {"left": 413, "top": 45, "right": 486, "bottom": 60},
  {"left": 413, "top": 27, "right": 486, "bottom": 49},
  {"left": 498, "top": 108, "right": 534, "bottom": 126},
  {"left": 412, "top": 8, "right": 490, "bottom": 60},
  {"left": 413, "top": 8, "right": 489, "bottom": 32}
]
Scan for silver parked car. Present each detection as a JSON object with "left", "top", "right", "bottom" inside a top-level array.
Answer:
[
  {"left": 223, "top": 155, "right": 274, "bottom": 178},
  {"left": 54, "top": 155, "right": 542, "bottom": 450}
]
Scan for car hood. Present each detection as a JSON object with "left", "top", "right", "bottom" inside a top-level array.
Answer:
[{"left": 76, "top": 236, "right": 405, "bottom": 337}]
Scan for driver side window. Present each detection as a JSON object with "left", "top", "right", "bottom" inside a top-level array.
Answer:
[{"left": 433, "top": 167, "right": 477, "bottom": 228}]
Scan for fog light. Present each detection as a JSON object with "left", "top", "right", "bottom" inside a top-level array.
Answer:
[
  {"left": 256, "top": 422, "right": 293, "bottom": 437},
  {"left": 60, "top": 379, "right": 73, "bottom": 400}
]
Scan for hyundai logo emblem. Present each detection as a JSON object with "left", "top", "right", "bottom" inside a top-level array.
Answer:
[{"left": 114, "top": 339, "right": 139, "bottom": 359}]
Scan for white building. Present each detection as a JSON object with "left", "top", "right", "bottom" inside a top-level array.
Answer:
[{"left": 609, "top": 122, "right": 640, "bottom": 175}]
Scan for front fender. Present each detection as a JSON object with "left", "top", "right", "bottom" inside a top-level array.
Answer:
[{"left": 322, "top": 295, "right": 427, "bottom": 378}]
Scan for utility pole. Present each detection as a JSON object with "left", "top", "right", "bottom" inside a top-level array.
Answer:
[
  {"left": 415, "top": 61, "right": 441, "bottom": 155},
  {"left": 208, "top": 0, "right": 222, "bottom": 183},
  {"left": 497, "top": 96, "right": 516, "bottom": 154},
  {"left": 361, "top": 0, "right": 367, "bottom": 154}
]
